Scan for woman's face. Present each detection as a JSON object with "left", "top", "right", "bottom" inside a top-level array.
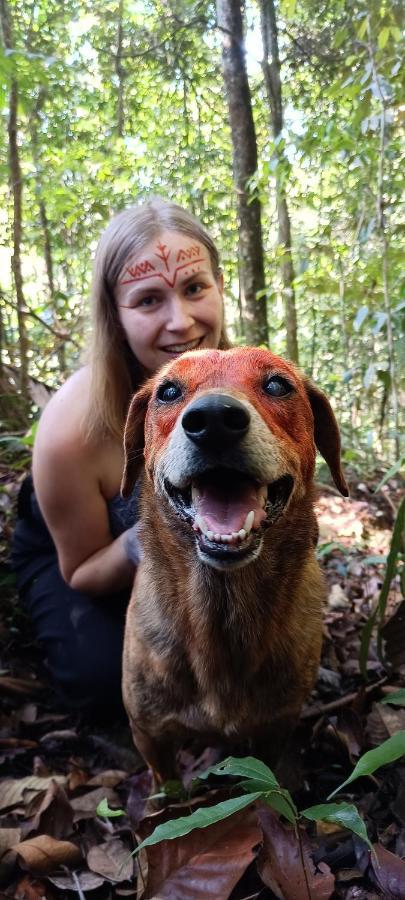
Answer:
[{"left": 115, "top": 230, "right": 224, "bottom": 375}]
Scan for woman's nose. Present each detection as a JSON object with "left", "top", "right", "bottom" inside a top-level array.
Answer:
[{"left": 166, "top": 296, "right": 194, "bottom": 331}]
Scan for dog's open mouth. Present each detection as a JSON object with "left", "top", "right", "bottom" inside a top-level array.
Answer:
[{"left": 164, "top": 468, "right": 294, "bottom": 565}]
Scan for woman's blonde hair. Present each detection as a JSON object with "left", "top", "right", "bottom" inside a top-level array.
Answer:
[{"left": 87, "top": 197, "right": 230, "bottom": 440}]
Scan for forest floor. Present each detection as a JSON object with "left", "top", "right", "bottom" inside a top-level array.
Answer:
[{"left": 0, "top": 462, "right": 404, "bottom": 900}]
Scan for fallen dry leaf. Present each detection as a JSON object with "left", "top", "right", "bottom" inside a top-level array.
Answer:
[
  {"left": 0, "top": 676, "right": 44, "bottom": 695},
  {"left": 142, "top": 806, "right": 261, "bottom": 899},
  {"left": 257, "top": 807, "right": 335, "bottom": 900},
  {"left": 87, "top": 837, "right": 134, "bottom": 882},
  {"left": 13, "top": 834, "right": 82, "bottom": 874},
  {"left": 0, "top": 738, "right": 38, "bottom": 750},
  {"left": 86, "top": 769, "right": 128, "bottom": 788},
  {"left": 47, "top": 868, "right": 105, "bottom": 891},
  {"left": 366, "top": 701, "right": 405, "bottom": 747},
  {"left": 126, "top": 769, "right": 153, "bottom": 828},
  {"left": 328, "top": 583, "right": 350, "bottom": 610},
  {"left": 0, "top": 827, "right": 21, "bottom": 884},
  {"left": 370, "top": 843, "right": 405, "bottom": 898},
  {"left": 66, "top": 770, "right": 88, "bottom": 792},
  {"left": 0, "top": 776, "right": 66, "bottom": 812},
  {"left": 24, "top": 779, "right": 73, "bottom": 841},
  {"left": 12, "top": 874, "right": 55, "bottom": 899},
  {"left": 0, "top": 827, "right": 21, "bottom": 858}
]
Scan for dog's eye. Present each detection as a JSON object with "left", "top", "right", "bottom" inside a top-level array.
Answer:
[
  {"left": 157, "top": 381, "right": 183, "bottom": 403},
  {"left": 263, "top": 375, "right": 293, "bottom": 397}
]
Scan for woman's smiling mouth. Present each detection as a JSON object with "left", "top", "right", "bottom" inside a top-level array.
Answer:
[{"left": 161, "top": 337, "right": 204, "bottom": 354}]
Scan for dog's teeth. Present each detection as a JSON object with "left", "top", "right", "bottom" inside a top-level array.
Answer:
[
  {"left": 191, "top": 485, "right": 200, "bottom": 504},
  {"left": 243, "top": 510, "right": 255, "bottom": 533},
  {"left": 238, "top": 528, "right": 247, "bottom": 540},
  {"left": 195, "top": 515, "right": 212, "bottom": 537},
  {"left": 214, "top": 533, "right": 221, "bottom": 542},
  {"left": 206, "top": 530, "right": 215, "bottom": 541},
  {"left": 258, "top": 486, "right": 267, "bottom": 508},
  {"left": 221, "top": 534, "right": 230, "bottom": 543},
  {"left": 232, "top": 532, "right": 239, "bottom": 540}
]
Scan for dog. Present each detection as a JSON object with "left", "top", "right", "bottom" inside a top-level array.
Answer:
[{"left": 121, "top": 347, "right": 348, "bottom": 783}]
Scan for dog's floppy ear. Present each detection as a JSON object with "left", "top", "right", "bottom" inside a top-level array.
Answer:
[
  {"left": 121, "top": 383, "right": 153, "bottom": 499},
  {"left": 305, "top": 380, "right": 349, "bottom": 497}
]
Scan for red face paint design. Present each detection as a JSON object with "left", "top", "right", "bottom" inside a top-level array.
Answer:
[
  {"left": 124, "top": 260, "right": 156, "bottom": 280},
  {"left": 155, "top": 241, "right": 171, "bottom": 271},
  {"left": 115, "top": 230, "right": 223, "bottom": 374},
  {"left": 119, "top": 242, "right": 205, "bottom": 289}
]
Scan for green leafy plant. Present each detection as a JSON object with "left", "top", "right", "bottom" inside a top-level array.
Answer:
[
  {"left": 360, "top": 497, "right": 405, "bottom": 677},
  {"left": 381, "top": 689, "right": 405, "bottom": 706},
  {"left": 97, "top": 734, "right": 405, "bottom": 857}
]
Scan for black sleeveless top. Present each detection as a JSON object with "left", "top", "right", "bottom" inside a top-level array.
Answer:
[{"left": 11, "top": 475, "right": 140, "bottom": 592}]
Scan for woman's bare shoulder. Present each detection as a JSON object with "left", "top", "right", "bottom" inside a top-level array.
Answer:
[
  {"left": 33, "top": 365, "right": 122, "bottom": 493},
  {"left": 35, "top": 367, "right": 93, "bottom": 452}
]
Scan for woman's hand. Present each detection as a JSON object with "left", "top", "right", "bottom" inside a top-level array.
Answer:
[{"left": 123, "top": 522, "right": 143, "bottom": 565}]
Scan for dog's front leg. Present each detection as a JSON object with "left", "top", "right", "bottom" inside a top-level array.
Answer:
[
  {"left": 129, "top": 718, "right": 178, "bottom": 788},
  {"left": 251, "top": 714, "right": 299, "bottom": 771}
]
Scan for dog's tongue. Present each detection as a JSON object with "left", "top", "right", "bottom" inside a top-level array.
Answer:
[{"left": 194, "top": 474, "right": 266, "bottom": 534}]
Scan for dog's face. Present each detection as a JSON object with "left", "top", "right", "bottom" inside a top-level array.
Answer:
[{"left": 122, "top": 348, "right": 348, "bottom": 570}]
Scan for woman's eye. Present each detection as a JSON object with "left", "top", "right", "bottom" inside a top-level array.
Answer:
[
  {"left": 186, "top": 282, "right": 204, "bottom": 297},
  {"left": 138, "top": 295, "right": 159, "bottom": 308},
  {"left": 156, "top": 381, "right": 183, "bottom": 403},
  {"left": 263, "top": 375, "right": 294, "bottom": 397}
]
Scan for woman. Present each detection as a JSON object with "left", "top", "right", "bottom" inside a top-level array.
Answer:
[{"left": 12, "top": 198, "right": 228, "bottom": 715}]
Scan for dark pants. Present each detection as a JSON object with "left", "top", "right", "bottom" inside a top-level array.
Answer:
[{"left": 11, "top": 477, "right": 130, "bottom": 716}]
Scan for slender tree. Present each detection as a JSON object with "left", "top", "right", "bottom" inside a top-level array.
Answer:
[
  {"left": 216, "top": 0, "right": 268, "bottom": 346},
  {"left": 365, "top": 12, "right": 399, "bottom": 458},
  {"left": 259, "top": 0, "right": 299, "bottom": 362},
  {"left": 0, "top": 0, "right": 29, "bottom": 400},
  {"left": 30, "top": 93, "right": 67, "bottom": 373},
  {"left": 115, "top": 0, "right": 125, "bottom": 137}
]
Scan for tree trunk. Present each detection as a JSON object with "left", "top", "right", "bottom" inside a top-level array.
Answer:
[
  {"left": 30, "top": 96, "right": 66, "bottom": 372},
  {"left": 0, "top": 0, "right": 29, "bottom": 399},
  {"left": 0, "top": 289, "right": 4, "bottom": 379},
  {"left": 259, "top": 0, "right": 299, "bottom": 363},
  {"left": 366, "top": 15, "right": 399, "bottom": 459},
  {"left": 216, "top": 0, "right": 268, "bottom": 346},
  {"left": 116, "top": 0, "right": 125, "bottom": 137}
]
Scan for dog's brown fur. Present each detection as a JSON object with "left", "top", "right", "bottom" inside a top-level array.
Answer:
[{"left": 121, "top": 348, "right": 348, "bottom": 782}]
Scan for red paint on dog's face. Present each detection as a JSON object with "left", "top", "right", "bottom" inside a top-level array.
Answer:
[{"left": 143, "top": 348, "right": 316, "bottom": 485}]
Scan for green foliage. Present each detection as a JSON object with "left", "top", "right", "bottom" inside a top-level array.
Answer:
[
  {"left": 117, "top": 734, "right": 404, "bottom": 857},
  {"left": 301, "top": 802, "right": 372, "bottom": 849},
  {"left": 134, "top": 792, "right": 263, "bottom": 853},
  {"left": 380, "top": 689, "right": 405, "bottom": 706},
  {"left": 327, "top": 731, "right": 405, "bottom": 799},
  {"left": 360, "top": 497, "right": 405, "bottom": 676},
  {"left": 96, "top": 797, "right": 125, "bottom": 818},
  {"left": 197, "top": 755, "right": 279, "bottom": 787},
  {"left": 374, "top": 458, "right": 405, "bottom": 492},
  {"left": 0, "top": 0, "right": 403, "bottom": 460}
]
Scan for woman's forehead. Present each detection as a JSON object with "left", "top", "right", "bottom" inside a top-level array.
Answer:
[{"left": 118, "top": 231, "right": 212, "bottom": 290}]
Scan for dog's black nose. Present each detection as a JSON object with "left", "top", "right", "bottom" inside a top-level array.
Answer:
[{"left": 182, "top": 394, "right": 250, "bottom": 449}]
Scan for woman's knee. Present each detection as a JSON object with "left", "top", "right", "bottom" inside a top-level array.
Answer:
[{"left": 21, "top": 570, "right": 126, "bottom": 711}]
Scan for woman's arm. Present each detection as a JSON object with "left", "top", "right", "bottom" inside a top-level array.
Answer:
[{"left": 33, "top": 373, "right": 136, "bottom": 596}]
